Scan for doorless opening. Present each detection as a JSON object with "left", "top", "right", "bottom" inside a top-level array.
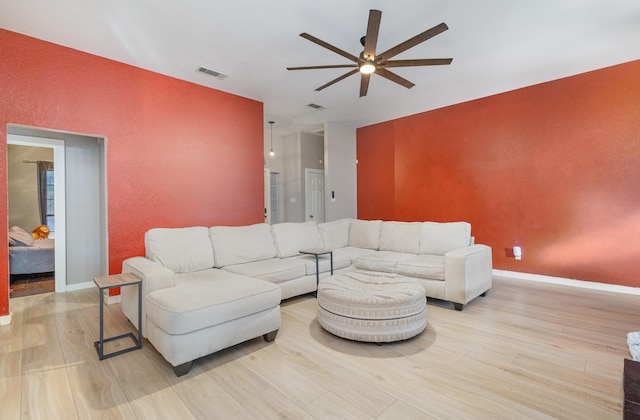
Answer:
[{"left": 7, "top": 124, "right": 108, "bottom": 294}]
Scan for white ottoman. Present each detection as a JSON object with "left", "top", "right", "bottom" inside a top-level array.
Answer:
[{"left": 317, "top": 272, "right": 427, "bottom": 343}]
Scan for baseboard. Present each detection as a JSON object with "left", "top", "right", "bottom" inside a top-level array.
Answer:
[
  {"left": 493, "top": 269, "right": 640, "bottom": 296},
  {"left": 105, "top": 293, "right": 121, "bottom": 305},
  {"left": 65, "top": 281, "right": 96, "bottom": 292},
  {"left": 0, "top": 313, "right": 12, "bottom": 326}
]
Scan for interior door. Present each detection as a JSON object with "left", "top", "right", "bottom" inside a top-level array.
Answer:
[{"left": 305, "top": 168, "right": 325, "bottom": 223}]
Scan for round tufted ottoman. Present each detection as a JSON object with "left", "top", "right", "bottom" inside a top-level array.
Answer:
[{"left": 317, "top": 272, "right": 427, "bottom": 343}]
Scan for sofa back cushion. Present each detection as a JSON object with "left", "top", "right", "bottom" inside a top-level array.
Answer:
[
  {"left": 348, "top": 219, "right": 382, "bottom": 250},
  {"left": 379, "top": 221, "right": 421, "bottom": 254},
  {"left": 209, "top": 223, "right": 276, "bottom": 268},
  {"left": 271, "top": 221, "right": 324, "bottom": 258},
  {"left": 145, "top": 227, "right": 214, "bottom": 273},
  {"left": 420, "top": 222, "right": 471, "bottom": 255},
  {"left": 317, "top": 219, "right": 352, "bottom": 250}
]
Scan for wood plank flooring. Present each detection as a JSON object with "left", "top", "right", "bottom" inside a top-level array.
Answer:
[{"left": 1, "top": 275, "right": 638, "bottom": 419}]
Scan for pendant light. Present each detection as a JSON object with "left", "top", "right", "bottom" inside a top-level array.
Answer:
[{"left": 268, "top": 121, "right": 275, "bottom": 157}]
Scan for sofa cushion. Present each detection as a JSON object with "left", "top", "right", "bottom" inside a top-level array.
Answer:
[
  {"left": 209, "top": 223, "right": 276, "bottom": 268},
  {"left": 354, "top": 251, "right": 414, "bottom": 273},
  {"left": 379, "top": 221, "right": 421, "bottom": 254},
  {"left": 222, "top": 258, "right": 306, "bottom": 284},
  {"left": 396, "top": 255, "right": 446, "bottom": 280},
  {"left": 332, "top": 246, "right": 378, "bottom": 265},
  {"left": 348, "top": 219, "right": 382, "bottom": 250},
  {"left": 420, "top": 222, "right": 471, "bottom": 256},
  {"left": 146, "top": 269, "right": 280, "bottom": 335},
  {"left": 271, "top": 222, "right": 324, "bottom": 258},
  {"left": 145, "top": 227, "right": 214, "bottom": 273},
  {"left": 318, "top": 219, "right": 352, "bottom": 250}
]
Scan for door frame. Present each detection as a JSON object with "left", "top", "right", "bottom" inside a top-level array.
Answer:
[
  {"left": 264, "top": 168, "right": 271, "bottom": 224},
  {"left": 305, "top": 168, "right": 325, "bottom": 223},
  {"left": 7, "top": 134, "right": 67, "bottom": 293},
  {"left": 7, "top": 125, "right": 108, "bottom": 293}
]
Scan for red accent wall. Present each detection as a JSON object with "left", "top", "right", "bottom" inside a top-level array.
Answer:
[
  {"left": 357, "top": 60, "right": 640, "bottom": 287},
  {"left": 0, "top": 29, "right": 264, "bottom": 315}
]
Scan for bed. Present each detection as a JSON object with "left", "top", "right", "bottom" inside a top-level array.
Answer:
[{"left": 8, "top": 226, "right": 55, "bottom": 275}]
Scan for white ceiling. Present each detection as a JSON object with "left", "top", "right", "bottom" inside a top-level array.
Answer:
[{"left": 2, "top": 0, "right": 640, "bottom": 134}]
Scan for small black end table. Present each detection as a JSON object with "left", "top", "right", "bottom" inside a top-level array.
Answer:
[{"left": 93, "top": 273, "right": 142, "bottom": 360}]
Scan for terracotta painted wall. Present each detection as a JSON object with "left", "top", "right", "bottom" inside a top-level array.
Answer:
[
  {"left": 0, "top": 29, "right": 264, "bottom": 315},
  {"left": 357, "top": 60, "right": 640, "bottom": 287}
]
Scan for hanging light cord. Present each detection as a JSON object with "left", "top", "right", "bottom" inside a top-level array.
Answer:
[{"left": 269, "top": 121, "right": 275, "bottom": 157}]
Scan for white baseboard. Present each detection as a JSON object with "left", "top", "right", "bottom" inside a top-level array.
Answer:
[
  {"left": 64, "top": 281, "right": 121, "bottom": 304},
  {"left": 105, "top": 294, "right": 121, "bottom": 305},
  {"left": 0, "top": 313, "right": 12, "bottom": 326},
  {"left": 493, "top": 269, "right": 640, "bottom": 296},
  {"left": 65, "top": 281, "right": 96, "bottom": 292}
]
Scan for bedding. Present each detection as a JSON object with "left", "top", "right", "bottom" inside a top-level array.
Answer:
[{"left": 9, "top": 227, "right": 55, "bottom": 275}]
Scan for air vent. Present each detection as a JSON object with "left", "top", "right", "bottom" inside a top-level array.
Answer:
[
  {"left": 196, "top": 66, "right": 228, "bottom": 80},
  {"left": 306, "top": 103, "right": 325, "bottom": 110}
]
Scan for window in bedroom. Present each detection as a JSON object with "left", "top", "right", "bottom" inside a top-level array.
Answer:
[
  {"left": 45, "top": 167, "right": 55, "bottom": 232},
  {"left": 37, "top": 161, "right": 55, "bottom": 233}
]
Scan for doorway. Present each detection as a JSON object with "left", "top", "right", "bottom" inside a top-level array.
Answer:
[
  {"left": 7, "top": 144, "right": 58, "bottom": 296},
  {"left": 264, "top": 168, "right": 280, "bottom": 224},
  {"left": 7, "top": 126, "right": 108, "bottom": 295},
  {"left": 305, "top": 168, "right": 325, "bottom": 223}
]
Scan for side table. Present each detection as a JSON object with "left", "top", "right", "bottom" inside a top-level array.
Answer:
[
  {"left": 93, "top": 273, "right": 142, "bottom": 360},
  {"left": 299, "top": 248, "right": 333, "bottom": 285}
]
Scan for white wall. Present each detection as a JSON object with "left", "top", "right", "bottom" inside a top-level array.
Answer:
[
  {"left": 264, "top": 130, "right": 285, "bottom": 223},
  {"left": 65, "top": 137, "right": 107, "bottom": 285},
  {"left": 283, "top": 133, "right": 303, "bottom": 222},
  {"left": 324, "top": 122, "right": 357, "bottom": 221},
  {"left": 265, "top": 123, "right": 354, "bottom": 223}
]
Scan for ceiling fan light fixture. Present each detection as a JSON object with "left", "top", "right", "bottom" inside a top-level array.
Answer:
[{"left": 359, "top": 61, "right": 376, "bottom": 74}]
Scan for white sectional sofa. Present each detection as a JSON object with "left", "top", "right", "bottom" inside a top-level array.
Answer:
[{"left": 121, "top": 218, "right": 492, "bottom": 375}]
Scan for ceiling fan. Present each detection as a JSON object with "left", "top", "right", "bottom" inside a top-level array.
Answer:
[{"left": 287, "top": 9, "right": 453, "bottom": 97}]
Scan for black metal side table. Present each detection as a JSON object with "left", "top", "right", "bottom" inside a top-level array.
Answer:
[
  {"left": 93, "top": 273, "right": 142, "bottom": 360},
  {"left": 299, "top": 248, "right": 333, "bottom": 285}
]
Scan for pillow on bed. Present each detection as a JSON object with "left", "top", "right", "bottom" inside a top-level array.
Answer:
[{"left": 9, "top": 226, "right": 35, "bottom": 247}]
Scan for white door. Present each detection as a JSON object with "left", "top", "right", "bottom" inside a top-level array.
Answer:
[{"left": 305, "top": 169, "right": 325, "bottom": 223}]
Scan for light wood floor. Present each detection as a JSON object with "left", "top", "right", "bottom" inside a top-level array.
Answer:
[{"left": 1, "top": 275, "right": 637, "bottom": 419}]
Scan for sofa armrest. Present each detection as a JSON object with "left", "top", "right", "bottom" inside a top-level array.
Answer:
[
  {"left": 123, "top": 256, "right": 174, "bottom": 295},
  {"left": 444, "top": 244, "right": 493, "bottom": 306},
  {"left": 121, "top": 256, "right": 175, "bottom": 334}
]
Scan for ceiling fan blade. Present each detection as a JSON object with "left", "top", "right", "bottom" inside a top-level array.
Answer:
[
  {"left": 375, "top": 68, "right": 415, "bottom": 89},
  {"left": 314, "top": 69, "right": 359, "bottom": 91},
  {"left": 377, "top": 22, "right": 449, "bottom": 63},
  {"left": 383, "top": 58, "right": 453, "bottom": 67},
  {"left": 359, "top": 73, "right": 371, "bottom": 97},
  {"left": 287, "top": 64, "right": 358, "bottom": 70},
  {"left": 300, "top": 33, "right": 360, "bottom": 63},
  {"left": 363, "top": 9, "right": 382, "bottom": 60}
]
